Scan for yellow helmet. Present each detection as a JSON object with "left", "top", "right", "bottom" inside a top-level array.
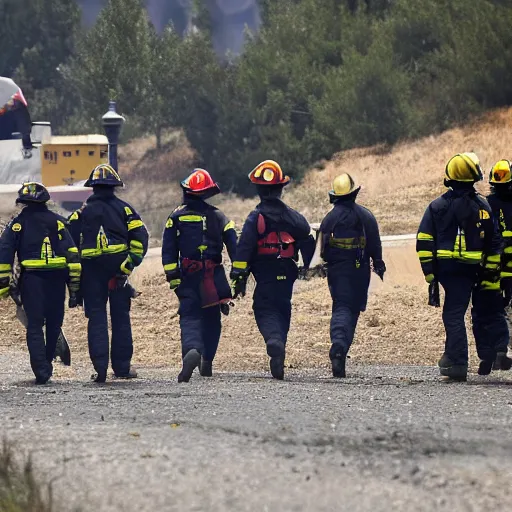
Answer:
[
  {"left": 489, "top": 159, "right": 512, "bottom": 185},
  {"left": 329, "top": 173, "right": 361, "bottom": 202},
  {"left": 444, "top": 152, "right": 483, "bottom": 183}
]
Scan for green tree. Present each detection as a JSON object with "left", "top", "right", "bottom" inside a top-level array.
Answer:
[{"left": 65, "top": 0, "right": 153, "bottom": 135}]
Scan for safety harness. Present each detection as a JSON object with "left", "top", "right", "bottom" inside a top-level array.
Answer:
[{"left": 256, "top": 214, "right": 295, "bottom": 258}]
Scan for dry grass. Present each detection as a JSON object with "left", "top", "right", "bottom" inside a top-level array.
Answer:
[
  {"left": 0, "top": 440, "right": 58, "bottom": 512},
  {"left": 120, "top": 107, "right": 512, "bottom": 238},
  {"left": 0, "top": 244, "right": 482, "bottom": 373},
  {"left": 2, "top": 109, "right": 511, "bottom": 373}
]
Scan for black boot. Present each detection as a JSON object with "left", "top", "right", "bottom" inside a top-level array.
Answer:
[
  {"left": 330, "top": 345, "right": 347, "bottom": 378},
  {"left": 493, "top": 352, "right": 512, "bottom": 371},
  {"left": 438, "top": 354, "right": 467, "bottom": 381},
  {"left": 35, "top": 375, "right": 51, "bottom": 385},
  {"left": 178, "top": 349, "right": 201, "bottom": 383},
  {"left": 200, "top": 359, "right": 213, "bottom": 377},
  {"left": 91, "top": 368, "right": 107, "bottom": 383},
  {"left": 114, "top": 367, "right": 138, "bottom": 379},
  {"left": 266, "top": 339, "right": 285, "bottom": 380},
  {"left": 478, "top": 360, "right": 493, "bottom": 376}
]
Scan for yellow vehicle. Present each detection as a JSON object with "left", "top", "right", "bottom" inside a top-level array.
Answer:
[{"left": 41, "top": 134, "right": 108, "bottom": 186}]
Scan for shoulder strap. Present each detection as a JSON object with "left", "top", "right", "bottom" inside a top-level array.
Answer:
[{"left": 257, "top": 213, "right": 266, "bottom": 236}]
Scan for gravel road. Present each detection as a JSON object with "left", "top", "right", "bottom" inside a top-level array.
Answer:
[{"left": 1, "top": 352, "right": 512, "bottom": 512}]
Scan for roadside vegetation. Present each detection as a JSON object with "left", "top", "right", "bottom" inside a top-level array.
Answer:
[
  {"left": 0, "top": 440, "right": 58, "bottom": 512},
  {"left": 2, "top": 0, "right": 512, "bottom": 196}
]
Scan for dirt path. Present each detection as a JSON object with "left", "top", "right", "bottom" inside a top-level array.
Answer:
[{"left": 1, "top": 351, "right": 512, "bottom": 511}]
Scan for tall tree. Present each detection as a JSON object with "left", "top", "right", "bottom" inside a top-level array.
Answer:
[{"left": 66, "top": 0, "right": 153, "bottom": 134}]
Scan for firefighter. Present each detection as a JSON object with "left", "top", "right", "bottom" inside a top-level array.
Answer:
[
  {"left": 0, "top": 183, "right": 80, "bottom": 384},
  {"left": 68, "top": 164, "right": 148, "bottom": 383},
  {"left": 487, "top": 160, "right": 512, "bottom": 369},
  {"left": 230, "top": 160, "right": 315, "bottom": 380},
  {"left": 162, "top": 169, "right": 236, "bottom": 382},
  {"left": 318, "top": 173, "right": 385, "bottom": 378},
  {"left": 416, "top": 153, "right": 511, "bottom": 381}
]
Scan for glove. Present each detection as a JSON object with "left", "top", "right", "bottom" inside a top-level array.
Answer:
[
  {"left": 479, "top": 266, "right": 500, "bottom": 292},
  {"left": 230, "top": 267, "right": 248, "bottom": 299},
  {"left": 120, "top": 256, "right": 135, "bottom": 276},
  {"left": 372, "top": 259, "right": 386, "bottom": 281},
  {"left": 298, "top": 267, "right": 309, "bottom": 281},
  {"left": 231, "top": 277, "right": 247, "bottom": 299},
  {"left": 428, "top": 280, "right": 440, "bottom": 308},
  {"left": 68, "top": 292, "right": 83, "bottom": 309},
  {"left": 165, "top": 270, "right": 181, "bottom": 291}
]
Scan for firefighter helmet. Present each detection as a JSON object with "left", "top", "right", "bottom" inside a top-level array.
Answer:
[
  {"left": 248, "top": 160, "right": 290, "bottom": 186},
  {"left": 329, "top": 173, "right": 361, "bottom": 200},
  {"left": 181, "top": 169, "right": 220, "bottom": 198},
  {"left": 444, "top": 153, "right": 483, "bottom": 184},
  {"left": 84, "top": 164, "right": 124, "bottom": 187},
  {"left": 16, "top": 182, "right": 50, "bottom": 204},
  {"left": 489, "top": 160, "right": 512, "bottom": 185}
]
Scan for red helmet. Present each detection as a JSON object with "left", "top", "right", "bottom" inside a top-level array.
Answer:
[
  {"left": 181, "top": 169, "right": 220, "bottom": 197},
  {"left": 248, "top": 160, "right": 290, "bottom": 186}
]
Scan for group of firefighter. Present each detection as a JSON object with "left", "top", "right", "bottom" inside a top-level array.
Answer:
[{"left": 1, "top": 153, "right": 512, "bottom": 384}]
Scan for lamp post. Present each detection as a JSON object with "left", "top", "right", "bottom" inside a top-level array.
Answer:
[{"left": 101, "top": 101, "right": 125, "bottom": 171}]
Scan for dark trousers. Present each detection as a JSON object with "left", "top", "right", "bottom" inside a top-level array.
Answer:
[
  {"left": 20, "top": 270, "right": 67, "bottom": 380},
  {"left": 176, "top": 273, "right": 222, "bottom": 360},
  {"left": 252, "top": 261, "right": 297, "bottom": 347},
  {"left": 82, "top": 255, "right": 133, "bottom": 376},
  {"left": 327, "top": 261, "right": 370, "bottom": 355},
  {"left": 439, "top": 273, "right": 509, "bottom": 365}
]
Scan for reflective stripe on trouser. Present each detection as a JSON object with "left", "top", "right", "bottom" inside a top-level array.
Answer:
[
  {"left": 82, "top": 254, "right": 133, "bottom": 375},
  {"left": 439, "top": 273, "right": 508, "bottom": 365},
  {"left": 20, "top": 270, "right": 67, "bottom": 380},
  {"left": 175, "top": 273, "right": 222, "bottom": 360},
  {"left": 326, "top": 260, "right": 370, "bottom": 353},
  {"left": 251, "top": 260, "right": 298, "bottom": 346}
]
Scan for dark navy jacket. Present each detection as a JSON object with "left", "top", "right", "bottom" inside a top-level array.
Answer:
[
  {"left": 162, "top": 196, "right": 237, "bottom": 278},
  {"left": 68, "top": 188, "right": 148, "bottom": 269},
  {"left": 319, "top": 199, "right": 382, "bottom": 266},
  {"left": 233, "top": 198, "right": 315, "bottom": 275}
]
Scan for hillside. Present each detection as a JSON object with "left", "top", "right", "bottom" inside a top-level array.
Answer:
[
  {"left": 2, "top": 108, "right": 512, "bottom": 374},
  {"left": 121, "top": 107, "right": 512, "bottom": 237}
]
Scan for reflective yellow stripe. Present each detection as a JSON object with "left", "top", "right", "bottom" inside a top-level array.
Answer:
[
  {"left": 81, "top": 244, "right": 128, "bottom": 258},
  {"left": 330, "top": 237, "right": 366, "bottom": 249},
  {"left": 130, "top": 240, "right": 144, "bottom": 256},
  {"left": 68, "top": 262, "right": 82, "bottom": 275},
  {"left": 0, "top": 264, "right": 11, "bottom": 272},
  {"left": 417, "top": 232, "right": 434, "bottom": 241},
  {"left": 57, "top": 220, "right": 65, "bottom": 231},
  {"left": 502, "top": 271, "right": 512, "bottom": 278},
  {"left": 0, "top": 288, "right": 9, "bottom": 298},
  {"left": 436, "top": 250, "right": 482, "bottom": 262},
  {"left": 69, "top": 211, "right": 79, "bottom": 221},
  {"left": 164, "top": 263, "right": 178, "bottom": 272},
  {"left": 179, "top": 215, "right": 203, "bottom": 222},
  {"left": 503, "top": 231, "right": 512, "bottom": 238},
  {"left": 68, "top": 247, "right": 78, "bottom": 254},
  {"left": 81, "top": 248, "right": 102, "bottom": 258},
  {"left": 504, "top": 247, "right": 512, "bottom": 254},
  {"left": 487, "top": 254, "right": 501, "bottom": 263},
  {"left": 481, "top": 281, "right": 501, "bottom": 291},
  {"left": 233, "top": 261, "right": 248, "bottom": 269},
  {"left": 128, "top": 220, "right": 144, "bottom": 231},
  {"left": 165, "top": 218, "right": 173, "bottom": 228},
  {"left": 0, "top": 272, "right": 10, "bottom": 279},
  {"left": 425, "top": 274, "right": 435, "bottom": 283},
  {"left": 224, "top": 220, "right": 235, "bottom": 231},
  {"left": 21, "top": 257, "right": 68, "bottom": 269},
  {"left": 417, "top": 251, "right": 433, "bottom": 259},
  {"left": 198, "top": 245, "right": 207, "bottom": 253}
]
